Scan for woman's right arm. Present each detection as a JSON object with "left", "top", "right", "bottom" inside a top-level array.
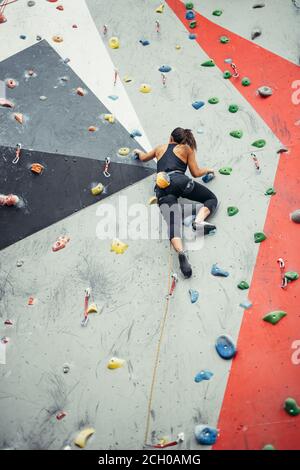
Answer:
[{"left": 187, "top": 147, "right": 214, "bottom": 177}]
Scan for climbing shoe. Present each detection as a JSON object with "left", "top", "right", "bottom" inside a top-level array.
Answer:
[
  {"left": 192, "top": 220, "right": 216, "bottom": 235},
  {"left": 178, "top": 251, "right": 192, "bottom": 278}
]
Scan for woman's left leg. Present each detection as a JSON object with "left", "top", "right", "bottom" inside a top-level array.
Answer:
[{"left": 184, "top": 181, "right": 218, "bottom": 232}]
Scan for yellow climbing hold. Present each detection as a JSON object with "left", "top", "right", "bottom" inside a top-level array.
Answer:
[
  {"left": 111, "top": 239, "right": 128, "bottom": 254},
  {"left": 149, "top": 196, "right": 158, "bottom": 205},
  {"left": 175, "top": 45, "right": 181, "bottom": 50},
  {"left": 74, "top": 428, "right": 95, "bottom": 448},
  {"left": 104, "top": 114, "right": 115, "bottom": 124},
  {"left": 53, "top": 35, "right": 63, "bottom": 43},
  {"left": 87, "top": 303, "right": 98, "bottom": 314},
  {"left": 91, "top": 183, "right": 104, "bottom": 196},
  {"left": 107, "top": 357, "right": 125, "bottom": 370},
  {"left": 118, "top": 147, "right": 130, "bottom": 156},
  {"left": 156, "top": 4, "right": 164, "bottom": 13},
  {"left": 139, "top": 83, "right": 151, "bottom": 94},
  {"left": 109, "top": 37, "right": 119, "bottom": 49}
]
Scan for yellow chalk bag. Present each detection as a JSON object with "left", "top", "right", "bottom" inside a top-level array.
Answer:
[{"left": 156, "top": 171, "right": 170, "bottom": 189}]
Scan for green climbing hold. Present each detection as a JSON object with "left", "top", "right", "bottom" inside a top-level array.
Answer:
[
  {"left": 252, "top": 139, "right": 266, "bottom": 148},
  {"left": 237, "top": 281, "right": 249, "bottom": 290},
  {"left": 189, "top": 21, "right": 197, "bottom": 29},
  {"left": 265, "top": 187, "right": 276, "bottom": 196},
  {"left": 185, "top": 2, "right": 194, "bottom": 9},
  {"left": 241, "top": 77, "right": 251, "bottom": 86},
  {"left": 223, "top": 71, "right": 232, "bottom": 79},
  {"left": 284, "top": 397, "right": 300, "bottom": 416},
  {"left": 212, "top": 10, "right": 223, "bottom": 16},
  {"left": 227, "top": 206, "right": 239, "bottom": 216},
  {"left": 284, "top": 271, "right": 299, "bottom": 282},
  {"left": 263, "top": 310, "right": 287, "bottom": 325},
  {"left": 228, "top": 104, "right": 239, "bottom": 113},
  {"left": 208, "top": 97, "right": 219, "bottom": 104},
  {"left": 230, "top": 130, "right": 243, "bottom": 139},
  {"left": 262, "top": 444, "right": 276, "bottom": 450},
  {"left": 219, "top": 167, "right": 232, "bottom": 175},
  {"left": 254, "top": 232, "right": 266, "bottom": 243},
  {"left": 220, "top": 35, "right": 229, "bottom": 44},
  {"left": 201, "top": 59, "right": 215, "bottom": 67}
]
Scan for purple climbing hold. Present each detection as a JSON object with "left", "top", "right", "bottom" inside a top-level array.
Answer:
[{"left": 192, "top": 100, "right": 205, "bottom": 110}]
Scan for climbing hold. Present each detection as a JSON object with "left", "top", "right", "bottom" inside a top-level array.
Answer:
[
  {"left": 28, "top": 296, "right": 35, "bottom": 306},
  {"left": 290, "top": 209, "right": 300, "bottom": 223},
  {"left": 215, "top": 335, "right": 236, "bottom": 359},
  {"left": 284, "top": 398, "right": 300, "bottom": 416},
  {"left": 241, "top": 77, "right": 251, "bottom": 86},
  {"left": 227, "top": 206, "right": 239, "bottom": 216},
  {"left": 230, "top": 130, "right": 243, "bottom": 139},
  {"left": 0, "top": 99, "right": 14, "bottom": 108},
  {"left": 257, "top": 86, "right": 273, "bottom": 97},
  {"left": 63, "top": 364, "right": 70, "bottom": 374},
  {"left": 213, "top": 10, "right": 223, "bottom": 16},
  {"left": 284, "top": 271, "right": 299, "bottom": 282},
  {"left": 202, "top": 173, "right": 215, "bottom": 183},
  {"left": 52, "top": 35, "right": 63, "bottom": 43},
  {"left": 189, "top": 21, "right": 197, "bottom": 29},
  {"left": 251, "top": 27, "right": 262, "bottom": 40},
  {"left": 195, "top": 425, "right": 218, "bottom": 445},
  {"left": 139, "top": 39, "right": 150, "bottom": 46},
  {"left": 108, "top": 95, "right": 118, "bottom": 101},
  {"left": 239, "top": 299, "right": 252, "bottom": 309},
  {"left": 88, "top": 126, "right": 97, "bottom": 132},
  {"left": 0, "top": 194, "right": 19, "bottom": 207},
  {"left": 175, "top": 45, "right": 181, "bottom": 50},
  {"left": 265, "top": 187, "right": 276, "bottom": 196},
  {"left": 201, "top": 59, "right": 215, "bottom": 67},
  {"left": 185, "top": 2, "right": 194, "bottom": 9},
  {"left": 252, "top": 139, "right": 266, "bottom": 148},
  {"left": 156, "top": 3, "right": 164, "bottom": 13},
  {"left": 228, "top": 104, "right": 239, "bottom": 113},
  {"left": 263, "top": 310, "right": 287, "bottom": 325},
  {"left": 20, "top": 35, "right": 27, "bottom": 40},
  {"left": 219, "top": 167, "right": 232, "bottom": 175},
  {"left": 262, "top": 444, "right": 276, "bottom": 450},
  {"left": 107, "top": 357, "right": 125, "bottom": 369},
  {"left": 4, "top": 319, "right": 13, "bottom": 326},
  {"left": 185, "top": 11, "right": 195, "bottom": 20},
  {"left": 189, "top": 33, "right": 197, "bottom": 40},
  {"left": 211, "top": 264, "right": 229, "bottom": 277},
  {"left": 28, "top": 1, "right": 35, "bottom": 5},
  {"left": 237, "top": 281, "right": 249, "bottom": 290},
  {"left": 123, "top": 75, "right": 133, "bottom": 83},
  {"left": 109, "top": 37, "right": 119, "bottom": 49},
  {"left": 130, "top": 129, "right": 142, "bottom": 138},
  {"left": 74, "top": 428, "right": 95, "bottom": 448},
  {"left": 6, "top": 79, "right": 17, "bottom": 89},
  {"left": 208, "top": 97, "right": 219, "bottom": 104},
  {"left": 194, "top": 370, "right": 213, "bottom": 383},
  {"left": 87, "top": 303, "right": 98, "bottom": 314},
  {"left": 40, "top": 96, "right": 47, "bottom": 101},
  {"left": 76, "top": 87, "right": 85, "bottom": 96},
  {"left": 30, "top": 163, "right": 44, "bottom": 174},
  {"left": 14, "top": 113, "right": 24, "bottom": 124},
  {"left": 159, "top": 65, "right": 172, "bottom": 73},
  {"left": 56, "top": 5, "right": 64, "bottom": 11},
  {"left": 139, "top": 84, "right": 151, "bottom": 93},
  {"left": 189, "top": 289, "right": 199, "bottom": 303},
  {"left": 253, "top": 3, "right": 265, "bottom": 7},
  {"left": 149, "top": 196, "right": 158, "bottom": 205},
  {"left": 192, "top": 101, "right": 205, "bottom": 110},
  {"left": 104, "top": 114, "right": 115, "bottom": 124},
  {"left": 224, "top": 58, "right": 233, "bottom": 64},
  {"left": 254, "top": 232, "right": 266, "bottom": 243},
  {"left": 52, "top": 236, "right": 70, "bottom": 252},
  {"left": 223, "top": 71, "right": 232, "bottom": 79},
  {"left": 111, "top": 239, "right": 128, "bottom": 254},
  {"left": 91, "top": 183, "right": 104, "bottom": 196},
  {"left": 220, "top": 36, "right": 230, "bottom": 44},
  {"left": 36, "top": 35, "right": 42, "bottom": 41},
  {"left": 118, "top": 147, "right": 130, "bottom": 156}
]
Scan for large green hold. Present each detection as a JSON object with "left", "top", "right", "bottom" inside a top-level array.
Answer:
[
  {"left": 241, "top": 77, "right": 251, "bottom": 86},
  {"left": 252, "top": 139, "right": 266, "bottom": 148},
  {"left": 254, "top": 232, "right": 266, "bottom": 243},
  {"left": 219, "top": 167, "right": 232, "bottom": 175},
  {"left": 213, "top": 10, "right": 223, "bottom": 16},
  {"left": 208, "top": 97, "right": 219, "bottom": 104},
  {"left": 263, "top": 310, "right": 287, "bottom": 325},
  {"left": 284, "top": 271, "right": 299, "bottom": 282},
  {"left": 185, "top": 2, "right": 194, "bottom": 9},
  {"left": 284, "top": 397, "right": 300, "bottom": 416},
  {"left": 223, "top": 70, "right": 232, "bottom": 79},
  {"left": 228, "top": 104, "right": 239, "bottom": 113},
  {"left": 230, "top": 130, "right": 243, "bottom": 139},
  {"left": 201, "top": 59, "right": 215, "bottom": 67},
  {"left": 262, "top": 444, "right": 276, "bottom": 450},
  {"left": 265, "top": 187, "right": 276, "bottom": 196},
  {"left": 227, "top": 206, "right": 239, "bottom": 216},
  {"left": 220, "top": 35, "right": 230, "bottom": 43},
  {"left": 238, "top": 281, "right": 249, "bottom": 290}
]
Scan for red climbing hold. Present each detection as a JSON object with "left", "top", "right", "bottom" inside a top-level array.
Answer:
[{"left": 56, "top": 5, "right": 64, "bottom": 11}]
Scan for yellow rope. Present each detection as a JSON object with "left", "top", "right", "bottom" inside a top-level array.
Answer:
[{"left": 144, "top": 243, "right": 173, "bottom": 446}]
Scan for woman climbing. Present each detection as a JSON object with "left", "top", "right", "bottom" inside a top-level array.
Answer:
[{"left": 134, "top": 127, "right": 218, "bottom": 278}]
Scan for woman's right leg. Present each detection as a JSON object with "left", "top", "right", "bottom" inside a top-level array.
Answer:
[{"left": 184, "top": 181, "right": 218, "bottom": 233}]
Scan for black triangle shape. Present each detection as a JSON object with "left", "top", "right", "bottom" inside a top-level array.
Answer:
[{"left": 0, "top": 145, "right": 155, "bottom": 250}]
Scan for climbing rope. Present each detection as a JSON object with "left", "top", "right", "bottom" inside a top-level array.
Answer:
[{"left": 144, "top": 244, "right": 174, "bottom": 446}]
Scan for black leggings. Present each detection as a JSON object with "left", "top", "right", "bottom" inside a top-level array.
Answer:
[{"left": 157, "top": 174, "right": 218, "bottom": 240}]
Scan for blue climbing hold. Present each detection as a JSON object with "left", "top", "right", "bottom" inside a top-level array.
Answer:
[
  {"left": 192, "top": 101, "right": 205, "bottom": 110},
  {"left": 108, "top": 95, "right": 119, "bottom": 101},
  {"left": 20, "top": 35, "right": 27, "bottom": 40},
  {"left": 130, "top": 129, "right": 142, "bottom": 138},
  {"left": 211, "top": 264, "right": 229, "bottom": 277},
  {"left": 194, "top": 370, "right": 213, "bottom": 383},
  {"left": 185, "top": 10, "right": 195, "bottom": 20},
  {"left": 202, "top": 173, "right": 215, "bottom": 183},
  {"left": 239, "top": 299, "right": 252, "bottom": 309},
  {"left": 189, "top": 33, "right": 197, "bottom": 40},
  {"left": 159, "top": 65, "right": 172, "bottom": 73},
  {"left": 195, "top": 425, "right": 218, "bottom": 445},
  {"left": 215, "top": 335, "right": 237, "bottom": 359},
  {"left": 139, "top": 39, "right": 150, "bottom": 46},
  {"left": 189, "top": 288, "right": 199, "bottom": 303}
]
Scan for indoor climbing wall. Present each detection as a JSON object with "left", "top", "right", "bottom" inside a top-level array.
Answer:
[{"left": 0, "top": 0, "right": 299, "bottom": 451}]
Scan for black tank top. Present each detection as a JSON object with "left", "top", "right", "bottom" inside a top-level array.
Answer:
[{"left": 157, "top": 144, "right": 187, "bottom": 173}]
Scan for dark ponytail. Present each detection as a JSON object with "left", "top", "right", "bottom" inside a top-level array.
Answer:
[{"left": 171, "top": 127, "right": 197, "bottom": 151}]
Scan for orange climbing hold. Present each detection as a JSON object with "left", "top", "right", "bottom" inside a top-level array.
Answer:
[
  {"left": 76, "top": 87, "right": 85, "bottom": 96},
  {"left": 14, "top": 113, "right": 23, "bottom": 124},
  {"left": 52, "top": 35, "right": 63, "bottom": 43},
  {"left": 52, "top": 236, "right": 70, "bottom": 252},
  {"left": 6, "top": 79, "right": 17, "bottom": 89},
  {"left": 30, "top": 163, "right": 44, "bottom": 174},
  {"left": 0, "top": 98, "right": 14, "bottom": 108}
]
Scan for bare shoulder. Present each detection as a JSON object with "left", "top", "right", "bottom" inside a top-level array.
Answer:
[{"left": 156, "top": 144, "right": 168, "bottom": 158}]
